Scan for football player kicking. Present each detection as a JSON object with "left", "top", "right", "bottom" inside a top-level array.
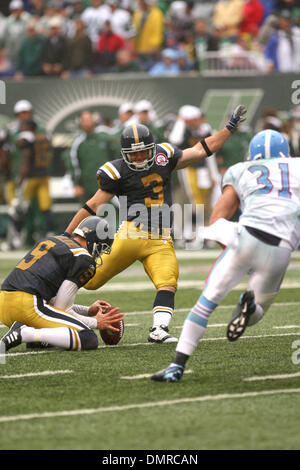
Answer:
[
  {"left": 0, "top": 216, "right": 124, "bottom": 352},
  {"left": 64, "top": 105, "right": 247, "bottom": 344},
  {"left": 151, "top": 129, "right": 300, "bottom": 382}
]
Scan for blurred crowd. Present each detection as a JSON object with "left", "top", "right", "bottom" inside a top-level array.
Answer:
[
  {"left": 1, "top": 94, "right": 300, "bottom": 250},
  {"left": 1, "top": 0, "right": 300, "bottom": 79}
]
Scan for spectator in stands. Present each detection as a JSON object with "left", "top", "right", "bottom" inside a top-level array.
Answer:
[
  {"left": 132, "top": 0, "right": 165, "bottom": 71},
  {"left": 81, "top": 0, "right": 111, "bottom": 50},
  {"left": 94, "top": 20, "right": 125, "bottom": 73},
  {"left": 62, "top": 18, "right": 93, "bottom": 78},
  {"left": 239, "top": 0, "right": 265, "bottom": 38},
  {"left": 30, "top": 0, "right": 45, "bottom": 18},
  {"left": 165, "top": 1, "right": 194, "bottom": 43},
  {"left": 193, "top": 17, "right": 220, "bottom": 72},
  {"left": 107, "top": 0, "right": 134, "bottom": 41},
  {"left": 3, "top": 0, "right": 31, "bottom": 72},
  {"left": 212, "top": 0, "right": 244, "bottom": 41},
  {"left": 41, "top": 16, "right": 66, "bottom": 76},
  {"left": 37, "top": 0, "right": 64, "bottom": 36},
  {"left": 264, "top": 9, "right": 300, "bottom": 72},
  {"left": 113, "top": 48, "right": 142, "bottom": 73},
  {"left": 177, "top": 48, "right": 193, "bottom": 71},
  {"left": 15, "top": 20, "right": 45, "bottom": 79},
  {"left": 59, "top": 0, "right": 84, "bottom": 38},
  {"left": 260, "top": 0, "right": 276, "bottom": 22},
  {"left": 0, "top": 48, "right": 14, "bottom": 77},
  {"left": 148, "top": 48, "right": 180, "bottom": 76}
]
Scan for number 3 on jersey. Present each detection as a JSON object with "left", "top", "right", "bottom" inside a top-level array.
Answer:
[
  {"left": 141, "top": 173, "right": 164, "bottom": 206},
  {"left": 248, "top": 163, "right": 292, "bottom": 199}
]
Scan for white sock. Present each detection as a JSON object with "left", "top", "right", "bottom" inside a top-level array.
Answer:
[
  {"left": 153, "top": 307, "right": 173, "bottom": 328},
  {"left": 21, "top": 326, "right": 77, "bottom": 350},
  {"left": 176, "top": 318, "right": 206, "bottom": 357}
]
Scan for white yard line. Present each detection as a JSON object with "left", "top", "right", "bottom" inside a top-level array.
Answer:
[
  {"left": 244, "top": 372, "right": 300, "bottom": 382},
  {"left": 273, "top": 326, "right": 300, "bottom": 329},
  {"left": 0, "top": 388, "right": 300, "bottom": 423},
  {"left": 0, "top": 370, "right": 73, "bottom": 379},
  {"left": 120, "top": 370, "right": 193, "bottom": 380}
]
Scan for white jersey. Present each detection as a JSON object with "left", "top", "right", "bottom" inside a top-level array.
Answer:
[{"left": 222, "top": 157, "right": 300, "bottom": 249}]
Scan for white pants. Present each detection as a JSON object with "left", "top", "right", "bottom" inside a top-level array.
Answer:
[{"left": 203, "top": 227, "right": 292, "bottom": 312}]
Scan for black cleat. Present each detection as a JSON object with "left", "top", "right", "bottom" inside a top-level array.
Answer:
[
  {"left": 0, "top": 322, "right": 23, "bottom": 351},
  {"left": 151, "top": 364, "right": 184, "bottom": 382},
  {"left": 227, "top": 290, "right": 256, "bottom": 342}
]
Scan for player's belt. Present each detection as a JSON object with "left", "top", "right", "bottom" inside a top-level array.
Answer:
[{"left": 245, "top": 226, "right": 287, "bottom": 247}]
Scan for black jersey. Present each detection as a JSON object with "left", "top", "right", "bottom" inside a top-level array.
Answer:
[
  {"left": 1, "top": 236, "right": 96, "bottom": 301},
  {"left": 96, "top": 143, "right": 182, "bottom": 233}
]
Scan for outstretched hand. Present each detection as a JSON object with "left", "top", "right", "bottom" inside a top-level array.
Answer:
[
  {"left": 226, "top": 105, "right": 247, "bottom": 133},
  {"left": 95, "top": 307, "right": 124, "bottom": 332}
]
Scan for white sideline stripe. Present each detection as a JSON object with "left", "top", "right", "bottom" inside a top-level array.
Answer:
[
  {"left": 1, "top": 388, "right": 300, "bottom": 423},
  {"left": 0, "top": 370, "right": 73, "bottom": 379},
  {"left": 244, "top": 372, "right": 300, "bottom": 382},
  {"left": 120, "top": 370, "right": 193, "bottom": 380}
]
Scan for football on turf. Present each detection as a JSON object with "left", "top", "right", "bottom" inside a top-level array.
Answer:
[{"left": 100, "top": 306, "right": 124, "bottom": 345}]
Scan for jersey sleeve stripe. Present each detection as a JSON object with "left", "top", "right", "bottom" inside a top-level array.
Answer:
[
  {"left": 160, "top": 143, "right": 174, "bottom": 158},
  {"left": 101, "top": 163, "right": 120, "bottom": 180},
  {"left": 105, "top": 161, "right": 121, "bottom": 179}
]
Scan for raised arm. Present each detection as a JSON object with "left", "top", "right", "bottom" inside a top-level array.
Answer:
[
  {"left": 65, "top": 189, "right": 114, "bottom": 235},
  {"left": 175, "top": 105, "right": 246, "bottom": 170}
]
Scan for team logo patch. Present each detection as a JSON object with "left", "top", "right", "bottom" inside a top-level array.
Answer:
[{"left": 155, "top": 153, "right": 168, "bottom": 166}]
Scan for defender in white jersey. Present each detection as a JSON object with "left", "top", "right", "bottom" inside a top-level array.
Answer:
[{"left": 152, "top": 129, "right": 300, "bottom": 382}]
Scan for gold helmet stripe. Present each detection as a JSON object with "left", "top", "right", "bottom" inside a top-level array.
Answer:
[{"left": 132, "top": 124, "right": 139, "bottom": 143}]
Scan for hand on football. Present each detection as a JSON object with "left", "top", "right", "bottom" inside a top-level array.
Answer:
[
  {"left": 96, "top": 307, "right": 124, "bottom": 331},
  {"left": 226, "top": 105, "right": 247, "bottom": 133},
  {"left": 88, "top": 300, "right": 111, "bottom": 316}
]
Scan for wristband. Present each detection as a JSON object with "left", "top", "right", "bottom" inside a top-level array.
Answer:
[
  {"left": 63, "top": 231, "right": 72, "bottom": 238},
  {"left": 82, "top": 203, "right": 96, "bottom": 216},
  {"left": 200, "top": 139, "right": 213, "bottom": 157}
]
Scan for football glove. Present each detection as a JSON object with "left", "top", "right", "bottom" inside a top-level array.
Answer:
[{"left": 226, "top": 105, "right": 247, "bottom": 133}]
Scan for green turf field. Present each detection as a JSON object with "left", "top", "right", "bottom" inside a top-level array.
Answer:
[{"left": 1, "top": 249, "right": 300, "bottom": 450}]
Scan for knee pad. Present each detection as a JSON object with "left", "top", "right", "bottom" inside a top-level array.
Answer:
[{"left": 78, "top": 329, "right": 98, "bottom": 350}]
